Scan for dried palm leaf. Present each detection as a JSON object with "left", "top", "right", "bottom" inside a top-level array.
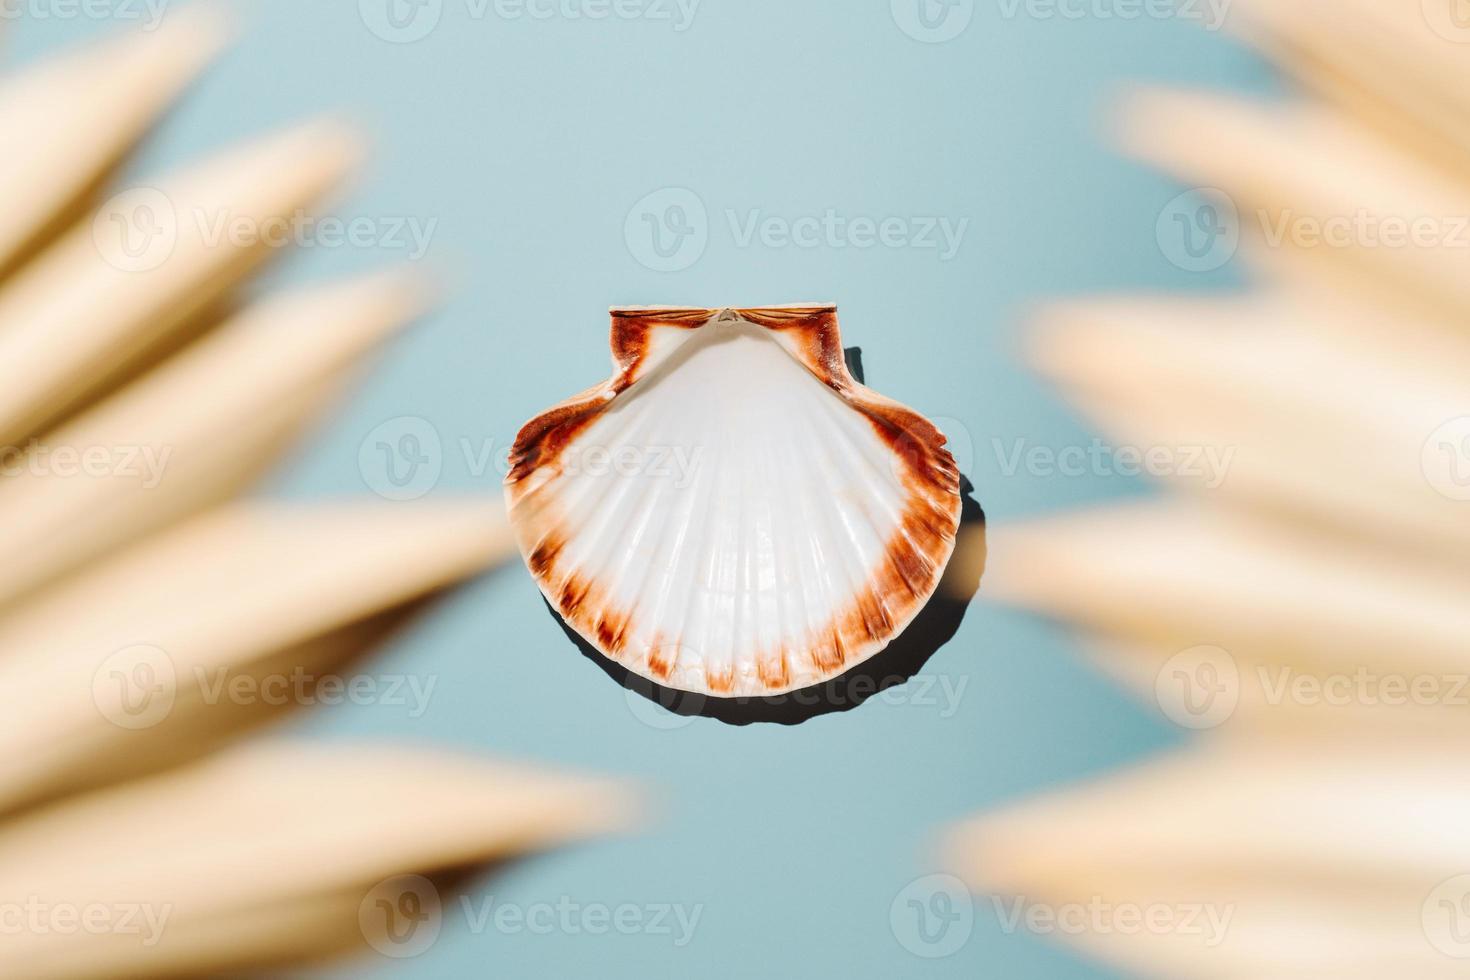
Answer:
[
  {"left": 0, "top": 11, "right": 629, "bottom": 977},
  {"left": 949, "top": 4, "right": 1470, "bottom": 976}
]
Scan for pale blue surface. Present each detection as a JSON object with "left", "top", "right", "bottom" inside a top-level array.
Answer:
[{"left": 14, "top": 3, "right": 1271, "bottom": 977}]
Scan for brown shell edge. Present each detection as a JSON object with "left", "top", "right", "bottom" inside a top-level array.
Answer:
[{"left": 504, "top": 305, "right": 963, "bottom": 698}]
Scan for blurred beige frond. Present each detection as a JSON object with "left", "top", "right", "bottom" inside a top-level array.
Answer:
[
  {"left": 984, "top": 504, "right": 1470, "bottom": 678},
  {"left": 0, "top": 10, "right": 629, "bottom": 978},
  {"left": 948, "top": 2, "right": 1470, "bottom": 976},
  {"left": 1026, "top": 296, "right": 1470, "bottom": 564},
  {"left": 950, "top": 742, "right": 1470, "bottom": 978},
  {"left": 0, "top": 118, "right": 363, "bottom": 443},
  {"left": 0, "top": 742, "right": 633, "bottom": 979},
  {"left": 0, "top": 272, "right": 432, "bottom": 607},
  {"left": 0, "top": 501, "right": 514, "bottom": 814},
  {"left": 1120, "top": 88, "right": 1470, "bottom": 314},
  {"left": 0, "top": 7, "right": 227, "bottom": 273},
  {"left": 1228, "top": 0, "right": 1470, "bottom": 168}
]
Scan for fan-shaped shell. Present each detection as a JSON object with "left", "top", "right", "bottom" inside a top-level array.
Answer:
[{"left": 505, "top": 305, "right": 962, "bottom": 698}]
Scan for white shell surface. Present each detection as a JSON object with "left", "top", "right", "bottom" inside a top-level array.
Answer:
[{"left": 508, "top": 307, "right": 961, "bottom": 698}]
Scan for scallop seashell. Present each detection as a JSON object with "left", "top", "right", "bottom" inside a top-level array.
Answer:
[{"left": 505, "top": 305, "right": 963, "bottom": 698}]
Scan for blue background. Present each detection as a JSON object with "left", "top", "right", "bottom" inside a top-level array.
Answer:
[{"left": 13, "top": 2, "right": 1272, "bottom": 977}]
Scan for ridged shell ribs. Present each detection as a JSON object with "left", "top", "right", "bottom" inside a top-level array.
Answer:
[{"left": 505, "top": 305, "right": 962, "bottom": 698}]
